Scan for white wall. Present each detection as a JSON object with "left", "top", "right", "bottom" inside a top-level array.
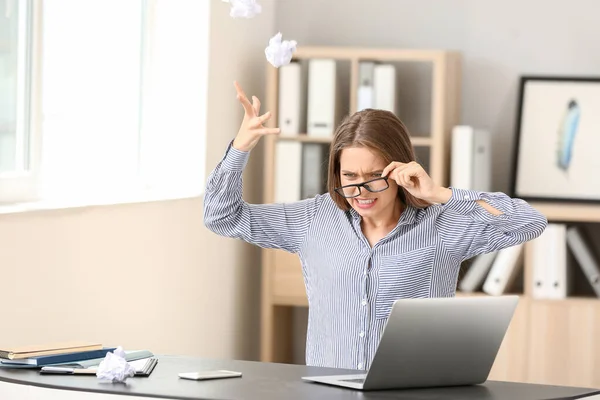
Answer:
[
  {"left": 275, "top": 0, "right": 600, "bottom": 193},
  {"left": 0, "top": 0, "right": 275, "bottom": 362}
]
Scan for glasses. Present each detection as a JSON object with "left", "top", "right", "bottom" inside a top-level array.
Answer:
[{"left": 334, "top": 177, "right": 390, "bottom": 198}]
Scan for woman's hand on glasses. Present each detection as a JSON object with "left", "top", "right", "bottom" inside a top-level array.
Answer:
[
  {"left": 382, "top": 161, "right": 451, "bottom": 203},
  {"left": 232, "top": 81, "right": 281, "bottom": 152}
]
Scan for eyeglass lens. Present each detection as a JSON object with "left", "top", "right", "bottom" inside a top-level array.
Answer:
[{"left": 340, "top": 178, "right": 388, "bottom": 197}]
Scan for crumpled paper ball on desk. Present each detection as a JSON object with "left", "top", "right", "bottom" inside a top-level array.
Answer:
[{"left": 96, "top": 346, "right": 136, "bottom": 383}]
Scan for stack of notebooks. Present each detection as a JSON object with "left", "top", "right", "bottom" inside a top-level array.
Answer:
[{"left": 0, "top": 341, "right": 157, "bottom": 376}]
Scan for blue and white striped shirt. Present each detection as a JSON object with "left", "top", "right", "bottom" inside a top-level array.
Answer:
[{"left": 203, "top": 143, "right": 548, "bottom": 371}]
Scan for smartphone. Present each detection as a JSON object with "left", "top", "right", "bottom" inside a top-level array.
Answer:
[{"left": 178, "top": 370, "right": 242, "bottom": 381}]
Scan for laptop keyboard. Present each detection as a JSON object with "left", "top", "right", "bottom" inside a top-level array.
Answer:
[{"left": 340, "top": 378, "right": 365, "bottom": 383}]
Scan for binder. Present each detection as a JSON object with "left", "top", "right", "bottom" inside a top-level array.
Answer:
[
  {"left": 482, "top": 244, "right": 524, "bottom": 296},
  {"left": 278, "top": 62, "right": 306, "bottom": 135},
  {"left": 274, "top": 141, "right": 302, "bottom": 202},
  {"left": 544, "top": 224, "right": 570, "bottom": 299},
  {"left": 373, "top": 64, "right": 396, "bottom": 112},
  {"left": 529, "top": 224, "right": 563, "bottom": 299},
  {"left": 567, "top": 226, "right": 600, "bottom": 298},
  {"left": 450, "top": 126, "right": 491, "bottom": 192},
  {"left": 458, "top": 252, "right": 498, "bottom": 292},
  {"left": 357, "top": 61, "right": 374, "bottom": 111},
  {"left": 300, "top": 143, "right": 328, "bottom": 199},
  {"left": 307, "top": 59, "right": 339, "bottom": 137}
]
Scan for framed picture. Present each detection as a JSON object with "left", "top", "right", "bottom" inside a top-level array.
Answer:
[{"left": 511, "top": 76, "right": 600, "bottom": 203}]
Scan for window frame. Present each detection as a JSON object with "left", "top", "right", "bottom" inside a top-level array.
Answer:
[
  {"left": 0, "top": 0, "right": 209, "bottom": 209},
  {"left": 0, "top": 0, "right": 41, "bottom": 204}
]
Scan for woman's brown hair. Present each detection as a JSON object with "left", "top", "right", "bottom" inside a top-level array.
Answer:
[{"left": 327, "top": 108, "right": 431, "bottom": 211}]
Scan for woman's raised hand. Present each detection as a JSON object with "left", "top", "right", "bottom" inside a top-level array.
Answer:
[{"left": 232, "top": 81, "right": 280, "bottom": 152}]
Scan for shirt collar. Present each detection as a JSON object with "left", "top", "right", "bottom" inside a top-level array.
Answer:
[{"left": 348, "top": 204, "right": 418, "bottom": 226}]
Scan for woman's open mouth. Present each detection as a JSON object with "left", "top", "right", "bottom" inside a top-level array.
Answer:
[{"left": 354, "top": 198, "right": 377, "bottom": 209}]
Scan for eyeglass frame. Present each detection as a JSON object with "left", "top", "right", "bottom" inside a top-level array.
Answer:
[{"left": 334, "top": 176, "right": 390, "bottom": 198}]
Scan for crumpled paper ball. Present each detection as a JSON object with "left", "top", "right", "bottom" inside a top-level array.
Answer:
[
  {"left": 223, "top": 0, "right": 262, "bottom": 19},
  {"left": 96, "top": 346, "right": 136, "bottom": 383},
  {"left": 264, "top": 32, "right": 297, "bottom": 68}
]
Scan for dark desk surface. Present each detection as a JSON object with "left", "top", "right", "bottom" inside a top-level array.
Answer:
[{"left": 0, "top": 355, "right": 598, "bottom": 400}]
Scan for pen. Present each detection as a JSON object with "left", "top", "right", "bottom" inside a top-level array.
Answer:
[{"left": 40, "top": 366, "right": 96, "bottom": 375}]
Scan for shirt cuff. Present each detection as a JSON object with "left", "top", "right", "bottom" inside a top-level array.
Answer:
[
  {"left": 441, "top": 187, "right": 482, "bottom": 214},
  {"left": 221, "top": 140, "right": 250, "bottom": 171}
]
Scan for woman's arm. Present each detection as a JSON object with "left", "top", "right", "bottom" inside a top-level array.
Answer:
[
  {"left": 203, "top": 142, "right": 322, "bottom": 254},
  {"left": 381, "top": 160, "right": 547, "bottom": 260},
  {"left": 433, "top": 187, "right": 548, "bottom": 261},
  {"left": 203, "top": 81, "right": 321, "bottom": 254}
]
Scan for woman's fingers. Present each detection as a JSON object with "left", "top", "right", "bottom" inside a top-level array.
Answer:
[
  {"left": 382, "top": 161, "right": 406, "bottom": 178},
  {"left": 237, "top": 94, "right": 255, "bottom": 117},
  {"left": 250, "top": 111, "right": 272, "bottom": 128},
  {"left": 252, "top": 96, "right": 261, "bottom": 115},
  {"left": 234, "top": 81, "right": 255, "bottom": 116},
  {"left": 393, "top": 165, "right": 415, "bottom": 188}
]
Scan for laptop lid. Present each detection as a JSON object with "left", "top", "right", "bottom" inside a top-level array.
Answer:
[{"left": 362, "top": 295, "right": 519, "bottom": 390}]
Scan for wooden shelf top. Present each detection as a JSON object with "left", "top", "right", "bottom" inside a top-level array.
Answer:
[
  {"left": 276, "top": 135, "right": 432, "bottom": 146},
  {"left": 292, "top": 46, "right": 459, "bottom": 62},
  {"left": 276, "top": 135, "right": 332, "bottom": 144},
  {"left": 529, "top": 201, "right": 600, "bottom": 223}
]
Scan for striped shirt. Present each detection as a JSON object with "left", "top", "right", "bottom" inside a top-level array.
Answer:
[{"left": 203, "top": 142, "right": 548, "bottom": 371}]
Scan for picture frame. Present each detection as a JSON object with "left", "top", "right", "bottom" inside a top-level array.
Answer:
[{"left": 511, "top": 76, "right": 600, "bottom": 203}]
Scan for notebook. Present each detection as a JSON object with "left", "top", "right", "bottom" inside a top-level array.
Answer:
[
  {"left": 0, "top": 350, "right": 153, "bottom": 369},
  {"left": 0, "top": 347, "right": 117, "bottom": 366},
  {"left": 40, "top": 357, "right": 158, "bottom": 377},
  {"left": 0, "top": 342, "right": 103, "bottom": 360}
]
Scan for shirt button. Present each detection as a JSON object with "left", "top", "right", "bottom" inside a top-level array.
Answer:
[
  {"left": 361, "top": 299, "right": 367, "bottom": 306},
  {"left": 359, "top": 331, "right": 365, "bottom": 338},
  {"left": 464, "top": 195, "right": 469, "bottom": 200},
  {"left": 363, "top": 269, "right": 368, "bottom": 275},
  {"left": 358, "top": 363, "right": 363, "bottom": 369}
]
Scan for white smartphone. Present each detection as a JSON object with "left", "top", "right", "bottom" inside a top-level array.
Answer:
[{"left": 178, "top": 370, "right": 242, "bottom": 381}]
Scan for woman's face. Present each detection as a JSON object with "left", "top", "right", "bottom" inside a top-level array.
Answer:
[{"left": 338, "top": 146, "right": 399, "bottom": 220}]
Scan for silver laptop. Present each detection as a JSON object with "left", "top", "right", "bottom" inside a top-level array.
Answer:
[{"left": 302, "top": 295, "right": 519, "bottom": 391}]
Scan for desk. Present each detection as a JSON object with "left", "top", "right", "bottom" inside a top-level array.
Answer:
[{"left": 0, "top": 355, "right": 598, "bottom": 400}]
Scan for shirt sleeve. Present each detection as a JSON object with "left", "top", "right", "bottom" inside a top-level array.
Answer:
[
  {"left": 434, "top": 187, "right": 548, "bottom": 261},
  {"left": 203, "top": 142, "right": 323, "bottom": 254}
]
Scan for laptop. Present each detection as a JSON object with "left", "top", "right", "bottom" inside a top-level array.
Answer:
[{"left": 301, "top": 295, "right": 519, "bottom": 391}]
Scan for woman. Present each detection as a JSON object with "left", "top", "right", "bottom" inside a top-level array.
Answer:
[{"left": 203, "top": 81, "right": 548, "bottom": 371}]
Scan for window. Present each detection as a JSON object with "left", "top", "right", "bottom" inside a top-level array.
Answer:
[
  {"left": 0, "top": 0, "right": 36, "bottom": 203},
  {"left": 0, "top": 0, "right": 209, "bottom": 207}
]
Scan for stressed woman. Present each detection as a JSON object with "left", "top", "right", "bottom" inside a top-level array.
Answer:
[{"left": 203, "top": 81, "right": 548, "bottom": 371}]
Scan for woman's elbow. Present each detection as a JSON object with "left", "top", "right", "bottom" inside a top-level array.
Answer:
[{"left": 526, "top": 209, "right": 548, "bottom": 241}]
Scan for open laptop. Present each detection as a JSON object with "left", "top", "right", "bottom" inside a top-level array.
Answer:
[{"left": 302, "top": 295, "right": 519, "bottom": 391}]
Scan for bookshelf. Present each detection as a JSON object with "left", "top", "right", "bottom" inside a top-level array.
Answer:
[
  {"left": 258, "top": 46, "right": 600, "bottom": 389},
  {"left": 528, "top": 202, "right": 600, "bottom": 223},
  {"left": 259, "top": 46, "right": 461, "bottom": 363}
]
